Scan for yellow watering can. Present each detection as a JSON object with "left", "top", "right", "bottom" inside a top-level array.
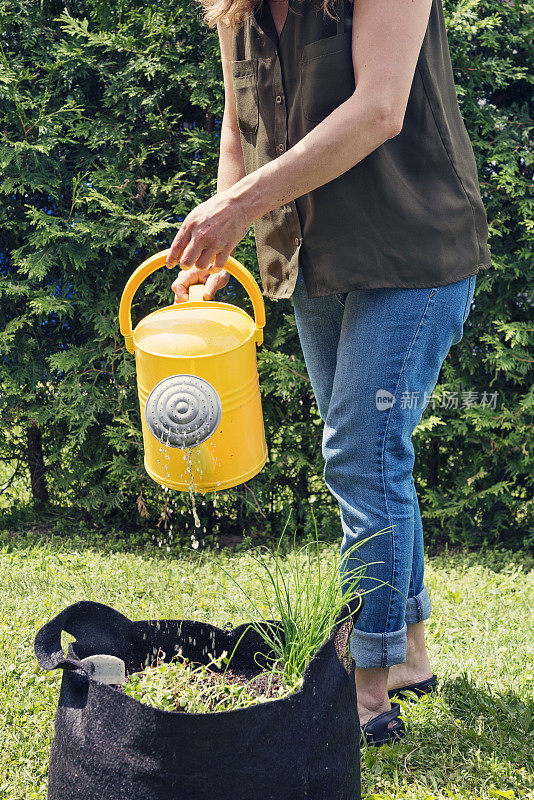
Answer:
[{"left": 119, "top": 249, "right": 268, "bottom": 493}]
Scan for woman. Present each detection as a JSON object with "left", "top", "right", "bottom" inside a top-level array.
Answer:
[{"left": 167, "top": 0, "right": 492, "bottom": 746}]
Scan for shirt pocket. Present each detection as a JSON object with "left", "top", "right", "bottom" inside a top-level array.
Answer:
[
  {"left": 231, "top": 59, "right": 259, "bottom": 136},
  {"left": 300, "top": 32, "right": 355, "bottom": 124}
]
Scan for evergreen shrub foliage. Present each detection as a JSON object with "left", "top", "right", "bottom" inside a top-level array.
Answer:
[{"left": 0, "top": 0, "right": 531, "bottom": 546}]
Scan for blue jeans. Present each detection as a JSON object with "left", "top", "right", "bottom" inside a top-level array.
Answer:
[{"left": 291, "top": 267, "right": 476, "bottom": 668}]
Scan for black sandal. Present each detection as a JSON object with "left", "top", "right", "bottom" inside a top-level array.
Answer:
[
  {"left": 360, "top": 702, "right": 406, "bottom": 747},
  {"left": 387, "top": 674, "right": 438, "bottom": 701}
]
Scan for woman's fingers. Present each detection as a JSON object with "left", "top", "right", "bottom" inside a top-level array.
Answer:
[
  {"left": 213, "top": 249, "right": 231, "bottom": 270},
  {"left": 171, "top": 266, "right": 210, "bottom": 303},
  {"left": 167, "top": 229, "right": 223, "bottom": 273},
  {"left": 171, "top": 241, "right": 233, "bottom": 303},
  {"left": 203, "top": 270, "right": 230, "bottom": 300},
  {"left": 193, "top": 243, "right": 219, "bottom": 272},
  {"left": 171, "top": 266, "right": 231, "bottom": 303},
  {"left": 175, "top": 236, "right": 205, "bottom": 270},
  {"left": 166, "top": 223, "right": 190, "bottom": 270}
]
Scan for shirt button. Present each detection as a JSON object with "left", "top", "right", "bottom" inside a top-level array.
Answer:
[
  {"left": 278, "top": 143, "right": 285, "bottom": 153},
  {"left": 295, "top": 236, "right": 302, "bottom": 246},
  {"left": 276, "top": 95, "right": 283, "bottom": 104}
]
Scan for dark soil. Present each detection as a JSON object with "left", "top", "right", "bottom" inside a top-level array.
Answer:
[
  {"left": 118, "top": 655, "right": 295, "bottom": 713},
  {"left": 188, "top": 664, "right": 293, "bottom": 706},
  {"left": 118, "top": 618, "right": 355, "bottom": 713}
]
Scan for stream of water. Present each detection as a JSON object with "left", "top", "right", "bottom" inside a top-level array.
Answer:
[{"left": 152, "top": 409, "right": 227, "bottom": 551}]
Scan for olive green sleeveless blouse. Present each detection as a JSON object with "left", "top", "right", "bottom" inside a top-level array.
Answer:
[{"left": 232, "top": 0, "right": 492, "bottom": 299}]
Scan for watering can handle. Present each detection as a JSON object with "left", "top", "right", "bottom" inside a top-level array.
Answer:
[{"left": 119, "top": 249, "right": 266, "bottom": 353}]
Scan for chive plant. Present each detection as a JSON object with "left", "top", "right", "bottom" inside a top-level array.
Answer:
[
  {"left": 122, "top": 516, "right": 404, "bottom": 713},
  {"left": 209, "top": 514, "right": 403, "bottom": 686}
]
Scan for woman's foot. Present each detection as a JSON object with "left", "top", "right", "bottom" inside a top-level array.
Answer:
[
  {"left": 355, "top": 666, "right": 398, "bottom": 730},
  {"left": 355, "top": 621, "right": 433, "bottom": 730},
  {"left": 387, "top": 620, "right": 434, "bottom": 693}
]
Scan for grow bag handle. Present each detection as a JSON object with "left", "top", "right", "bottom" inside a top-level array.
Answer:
[{"left": 34, "top": 601, "right": 136, "bottom": 672}]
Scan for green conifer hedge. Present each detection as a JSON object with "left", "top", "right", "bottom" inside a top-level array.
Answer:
[{"left": 0, "top": 0, "right": 532, "bottom": 547}]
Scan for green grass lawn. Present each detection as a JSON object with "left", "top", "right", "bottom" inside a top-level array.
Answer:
[{"left": 0, "top": 531, "right": 532, "bottom": 800}]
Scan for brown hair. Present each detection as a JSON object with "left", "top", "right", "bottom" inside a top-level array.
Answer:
[{"left": 196, "top": 0, "right": 343, "bottom": 30}]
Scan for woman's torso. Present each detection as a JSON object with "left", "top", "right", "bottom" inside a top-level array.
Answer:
[{"left": 231, "top": 0, "right": 492, "bottom": 299}]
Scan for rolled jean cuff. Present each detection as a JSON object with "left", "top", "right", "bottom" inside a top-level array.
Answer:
[
  {"left": 405, "top": 585, "right": 432, "bottom": 626},
  {"left": 349, "top": 622, "right": 407, "bottom": 669}
]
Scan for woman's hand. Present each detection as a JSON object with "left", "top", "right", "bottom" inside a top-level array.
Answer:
[
  {"left": 167, "top": 188, "right": 254, "bottom": 303},
  {"left": 171, "top": 264, "right": 230, "bottom": 303}
]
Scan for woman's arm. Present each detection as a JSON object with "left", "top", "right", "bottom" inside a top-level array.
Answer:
[
  {"left": 172, "top": 21, "right": 246, "bottom": 300},
  {"left": 216, "top": 18, "right": 247, "bottom": 194},
  {"left": 168, "top": 0, "right": 433, "bottom": 281}
]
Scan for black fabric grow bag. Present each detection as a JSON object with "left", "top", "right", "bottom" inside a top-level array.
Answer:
[{"left": 34, "top": 598, "right": 363, "bottom": 800}]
